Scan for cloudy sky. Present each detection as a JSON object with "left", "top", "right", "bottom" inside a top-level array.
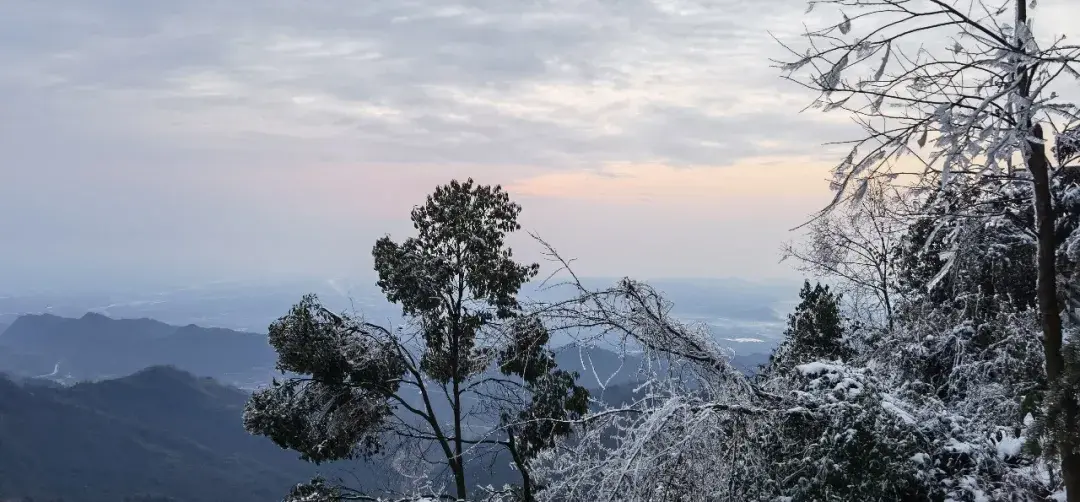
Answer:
[{"left": 1, "top": 0, "right": 1077, "bottom": 292}]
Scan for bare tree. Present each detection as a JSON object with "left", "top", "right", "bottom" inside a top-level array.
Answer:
[
  {"left": 782, "top": 178, "right": 910, "bottom": 329},
  {"left": 776, "top": 0, "right": 1080, "bottom": 496}
]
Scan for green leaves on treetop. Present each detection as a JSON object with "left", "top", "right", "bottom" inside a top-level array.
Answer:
[{"left": 373, "top": 178, "right": 540, "bottom": 383}]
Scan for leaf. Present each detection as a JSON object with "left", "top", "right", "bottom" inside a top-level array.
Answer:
[
  {"left": 823, "top": 96, "right": 851, "bottom": 112},
  {"left": 927, "top": 248, "right": 957, "bottom": 292},
  {"left": 952, "top": 41, "right": 964, "bottom": 54},
  {"left": 839, "top": 13, "right": 851, "bottom": 34},
  {"left": 781, "top": 57, "right": 811, "bottom": 72},
  {"left": 852, "top": 178, "right": 869, "bottom": 203},
  {"left": 822, "top": 54, "right": 849, "bottom": 90},
  {"left": 873, "top": 43, "right": 891, "bottom": 82},
  {"left": 871, "top": 94, "right": 885, "bottom": 112},
  {"left": 856, "top": 41, "right": 874, "bottom": 59},
  {"left": 1030, "top": 0, "right": 1037, "bottom": 8},
  {"left": 941, "top": 156, "right": 954, "bottom": 189},
  {"left": 805, "top": 1, "right": 815, "bottom": 14},
  {"left": 917, "top": 128, "right": 928, "bottom": 147},
  {"left": 1065, "top": 65, "right": 1080, "bottom": 80}
]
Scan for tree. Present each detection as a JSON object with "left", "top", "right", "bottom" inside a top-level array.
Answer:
[
  {"left": 244, "top": 179, "right": 588, "bottom": 502},
  {"left": 776, "top": 0, "right": 1080, "bottom": 496},
  {"left": 768, "top": 281, "right": 853, "bottom": 372},
  {"left": 783, "top": 178, "right": 907, "bottom": 329}
]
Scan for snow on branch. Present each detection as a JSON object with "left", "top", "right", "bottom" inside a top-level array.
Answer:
[
  {"left": 527, "top": 233, "right": 764, "bottom": 400},
  {"left": 775, "top": 0, "right": 1080, "bottom": 217}
]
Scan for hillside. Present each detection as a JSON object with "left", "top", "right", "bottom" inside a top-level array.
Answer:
[{"left": 0, "top": 366, "right": 391, "bottom": 502}]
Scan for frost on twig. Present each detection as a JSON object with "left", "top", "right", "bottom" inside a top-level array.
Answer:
[
  {"left": 523, "top": 233, "right": 1056, "bottom": 501},
  {"left": 774, "top": 0, "right": 1080, "bottom": 220},
  {"left": 522, "top": 236, "right": 792, "bottom": 501}
]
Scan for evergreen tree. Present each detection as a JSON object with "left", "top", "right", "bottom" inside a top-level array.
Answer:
[
  {"left": 243, "top": 179, "right": 588, "bottom": 502},
  {"left": 769, "top": 281, "right": 852, "bottom": 372}
]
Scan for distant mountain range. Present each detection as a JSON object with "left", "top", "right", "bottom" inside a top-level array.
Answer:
[
  {"left": 0, "top": 364, "right": 700, "bottom": 502},
  {"left": 0, "top": 277, "right": 794, "bottom": 348},
  {"left": 0, "top": 309, "right": 771, "bottom": 389},
  {"left": 0, "top": 313, "right": 279, "bottom": 387}
]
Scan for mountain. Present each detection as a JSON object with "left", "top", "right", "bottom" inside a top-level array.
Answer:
[
  {"left": 0, "top": 279, "right": 397, "bottom": 334},
  {"left": 0, "top": 313, "right": 278, "bottom": 387},
  {"left": 0, "top": 276, "right": 793, "bottom": 347},
  {"left": 0, "top": 366, "right": 387, "bottom": 502},
  {"left": 0, "top": 310, "right": 772, "bottom": 392},
  {"left": 0, "top": 312, "right": 773, "bottom": 502}
]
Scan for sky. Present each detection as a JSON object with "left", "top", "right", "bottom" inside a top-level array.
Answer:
[{"left": 1, "top": 0, "right": 1078, "bottom": 292}]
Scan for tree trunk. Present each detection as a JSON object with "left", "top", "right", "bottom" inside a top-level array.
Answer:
[
  {"left": 508, "top": 431, "right": 535, "bottom": 502},
  {"left": 451, "top": 265, "right": 468, "bottom": 502},
  {"left": 1029, "top": 125, "right": 1080, "bottom": 500},
  {"left": 452, "top": 377, "right": 467, "bottom": 501}
]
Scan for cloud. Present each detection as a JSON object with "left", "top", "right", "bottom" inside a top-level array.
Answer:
[
  {"left": 508, "top": 157, "right": 833, "bottom": 204},
  {"left": 0, "top": 0, "right": 858, "bottom": 170}
]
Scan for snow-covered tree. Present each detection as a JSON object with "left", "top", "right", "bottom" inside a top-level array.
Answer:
[
  {"left": 243, "top": 180, "right": 588, "bottom": 502},
  {"left": 783, "top": 178, "right": 908, "bottom": 329},
  {"left": 777, "top": 0, "right": 1080, "bottom": 496},
  {"left": 525, "top": 237, "right": 1058, "bottom": 501}
]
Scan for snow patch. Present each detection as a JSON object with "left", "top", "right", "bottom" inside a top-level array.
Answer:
[
  {"left": 880, "top": 401, "right": 915, "bottom": 425},
  {"left": 995, "top": 435, "right": 1024, "bottom": 459},
  {"left": 795, "top": 361, "right": 841, "bottom": 376}
]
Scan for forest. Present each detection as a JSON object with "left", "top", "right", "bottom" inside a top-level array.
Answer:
[{"left": 240, "top": 0, "right": 1080, "bottom": 501}]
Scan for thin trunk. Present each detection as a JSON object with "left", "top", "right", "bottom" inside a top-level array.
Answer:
[
  {"left": 403, "top": 363, "right": 464, "bottom": 499},
  {"left": 452, "top": 378, "right": 466, "bottom": 501}
]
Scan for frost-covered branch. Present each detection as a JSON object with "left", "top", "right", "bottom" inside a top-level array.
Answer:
[{"left": 777, "top": 0, "right": 1079, "bottom": 218}]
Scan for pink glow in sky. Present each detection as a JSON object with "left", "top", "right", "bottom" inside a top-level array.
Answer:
[{"left": 1, "top": 0, "right": 1077, "bottom": 291}]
